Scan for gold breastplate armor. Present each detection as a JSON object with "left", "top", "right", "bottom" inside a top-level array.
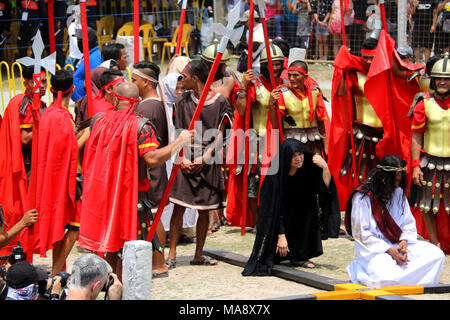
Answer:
[
  {"left": 423, "top": 98, "right": 450, "bottom": 157},
  {"left": 252, "top": 80, "right": 271, "bottom": 137},
  {"left": 282, "top": 88, "right": 318, "bottom": 129},
  {"left": 354, "top": 72, "right": 383, "bottom": 128}
]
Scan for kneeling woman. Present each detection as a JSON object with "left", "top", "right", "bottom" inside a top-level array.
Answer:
[{"left": 242, "top": 139, "right": 340, "bottom": 276}]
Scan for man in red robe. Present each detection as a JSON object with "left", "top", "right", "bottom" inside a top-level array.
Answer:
[
  {"left": 90, "top": 69, "right": 125, "bottom": 117},
  {"left": 0, "top": 65, "right": 47, "bottom": 257},
  {"left": 34, "top": 69, "right": 90, "bottom": 275},
  {"left": 79, "top": 82, "right": 193, "bottom": 278}
]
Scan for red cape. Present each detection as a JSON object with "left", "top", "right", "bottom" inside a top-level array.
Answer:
[
  {"left": 78, "top": 109, "right": 139, "bottom": 253},
  {"left": 225, "top": 77, "right": 281, "bottom": 228},
  {"left": 365, "top": 30, "right": 423, "bottom": 165},
  {"left": 35, "top": 103, "right": 78, "bottom": 257},
  {"left": 327, "top": 46, "right": 365, "bottom": 210},
  {"left": 0, "top": 94, "right": 32, "bottom": 257}
]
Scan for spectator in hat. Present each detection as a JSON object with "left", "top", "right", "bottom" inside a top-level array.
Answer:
[
  {"left": 241, "top": 9, "right": 265, "bottom": 43},
  {"left": 71, "top": 26, "right": 102, "bottom": 103},
  {"left": 5, "top": 261, "right": 48, "bottom": 300}
]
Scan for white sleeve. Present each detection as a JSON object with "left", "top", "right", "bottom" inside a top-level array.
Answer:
[
  {"left": 399, "top": 195, "right": 418, "bottom": 244},
  {"left": 351, "top": 193, "right": 391, "bottom": 255}
]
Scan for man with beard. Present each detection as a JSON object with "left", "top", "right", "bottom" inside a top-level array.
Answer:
[{"left": 345, "top": 155, "right": 445, "bottom": 287}]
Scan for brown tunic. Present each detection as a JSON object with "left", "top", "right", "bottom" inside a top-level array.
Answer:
[
  {"left": 170, "top": 91, "right": 233, "bottom": 210},
  {"left": 135, "top": 98, "right": 169, "bottom": 211}
]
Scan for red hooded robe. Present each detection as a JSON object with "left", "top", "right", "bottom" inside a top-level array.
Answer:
[
  {"left": 35, "top": 99, "right": 78, "bottom": 257},
  {"left": 78, "top": 109, "right": 140, "bottom": 253},
  {"left": 0, "top": 94, "right": 34, "bottom": 256}
]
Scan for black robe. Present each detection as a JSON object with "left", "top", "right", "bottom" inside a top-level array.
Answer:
[{"left": 242, "top": 139, "right": 340, "bottom": 276}]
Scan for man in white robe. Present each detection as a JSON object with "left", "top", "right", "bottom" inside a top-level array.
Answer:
[{"left": 345, "top": 156, "right": 445, "bottom": 287}]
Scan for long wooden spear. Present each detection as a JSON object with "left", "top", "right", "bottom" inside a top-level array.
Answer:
[
  {"left": 17, "top": 31, "right": 56, "bottom": 262},
  {"left": 176, "top": 0, "right": 188, "bottom": 55},
  {"left": 240, "top": 0, "right": 255, "bottom": 236},
  {"left": 79, "top": 0, "right": 94, "bottom": 118},
  {"left": 256, "top": 0, "right": 283, "bottom": 142},
  {"left": 134, "top": 0, "right": 140, "bottom": 62}
]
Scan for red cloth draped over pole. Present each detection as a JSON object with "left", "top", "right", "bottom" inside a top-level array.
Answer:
[
  {"left": 80, "top": 0, "right": 94, "bottom": 118},
  {"left": 134, "top": 0, "right": 140, "bottom": 62},
  {"left": 379, "top": 0, "right": 388, "bottom": 32},
  {"left": 48, "top": 0, "right": 56, "bottom": 58},
  {"left": 176, "top": 0, "right": 188, "bottom": 55},
  {"left": 241, "top": 0, "right": 254, "bottom": 236},
  {"left": 339, "top": 0, "right": 358, "bottom": 187}
]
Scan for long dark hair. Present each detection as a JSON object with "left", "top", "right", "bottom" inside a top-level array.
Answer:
[{"left": 358, "top": 155, "right": 407, "bottom": 208}]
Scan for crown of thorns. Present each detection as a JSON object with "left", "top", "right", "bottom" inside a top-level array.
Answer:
[{"left": 376, "top": 165, "right": 407, "bottom": 172}]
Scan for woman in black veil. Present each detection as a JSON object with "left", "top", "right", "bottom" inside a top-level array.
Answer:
[{"left": 242, "top": 139, "right": 340, "bottom": 276}]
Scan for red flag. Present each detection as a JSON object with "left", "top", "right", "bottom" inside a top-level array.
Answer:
[
  {"left": 365, "top": 30, "right": 423, "bottom": 164},
  {"left": 327, "top": 46, "right": 365, "bottom": 210},
  {"left": 35, "top": 101, "right": 78, "bottom": 257},
  {"left": 79, "top": 110, "right": 139, "bottom": 253}
]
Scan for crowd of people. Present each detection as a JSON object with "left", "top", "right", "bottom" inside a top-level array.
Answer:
[
  {"left": 0, "top": 0, "right": 449, "bottom": 66},
  {"left": 0, "top": 0, "right": 449, "bottom": 301}
]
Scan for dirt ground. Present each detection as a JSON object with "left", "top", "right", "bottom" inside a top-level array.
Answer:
[
  {"left": 32, "top": 220, "right": 450, "bottom": 300},
  {"left": 16, "top": 60, "right": 450, "bottom": 300}
]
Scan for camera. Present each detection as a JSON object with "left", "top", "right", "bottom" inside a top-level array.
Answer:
[
  {"left": 101, "top": 275, "right": 114, "bottom": 300},
  {"left": 0, "top": 242, "right": 26, "bottom": 265},
  {"left": 43, "top": 271, "right": 70, "bottom": 300}
]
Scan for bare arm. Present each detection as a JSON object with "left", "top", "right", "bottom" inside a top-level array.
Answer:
[
  {"left": 268, "top": 89, "right": 281, "bottom": 129},
  {"left": 21, "top": 128, "right": 33, "bottom": 147},
  {"left": 0, "top": 209, "right": 38, "bottom": 249},
  {"left": 337, "top": 75, "right": 347, "bottom": 96},
  {"left": 236, "top": 70, "right": 253, "bottom": 116},
  {"left": 312, "top": 155, "right": 331, "bottom": 188},
  {"left": 143, "top": 130, "right": 193, "bottom": 168},
  {"left": 317, "top": 120, "right": 329, "bottom": 155},
  {"left": 411, "top": 131, "right": 424, "bottom": 186}
]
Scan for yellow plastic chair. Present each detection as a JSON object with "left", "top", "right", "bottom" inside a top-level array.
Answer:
[
  {"left": 161, "top": 0, "right": 170, "bottom": 29},
  {"left": 97, "top": 16, "right": 115, "bottom": 50},
  {"left": 0, "top": 61, "right": 11, "bottom": 114},
  {"left": 160, "top": 24, "right": 193, "bottom": 65},
  {"left": 11, "top": 62, "right": 24, "bottom": 96},
  {"left": 142, "top": 23, "right": 168, "bottom": 61},
  {"left": 116, "top": 22, "right": 135, "bottom": 37}
]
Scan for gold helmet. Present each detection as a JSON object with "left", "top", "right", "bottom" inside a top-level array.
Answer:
[
  {"left": 260, "top": 43, "right": 285, "bottom": 64},
  {"left": 430, "top": 54, "right": 450, "bottom": 91},
  {"left": 430, "top": 55, "right": 450, "bottom": 78},
  {"left": 201, "top": 40, "right": 231, "bottom": 64}
]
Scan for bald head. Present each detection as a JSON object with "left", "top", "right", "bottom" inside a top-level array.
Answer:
[
  {"left": 116, "top": 82, "right": 140, "bottom": 99},
  {"left": 114, "top": 82, "right": 140, "bottom": 111}
]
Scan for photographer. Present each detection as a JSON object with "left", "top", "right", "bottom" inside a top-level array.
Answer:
[
  {"left": 3, "top": 260, "right": 48, "bottom": 300},
  {"left": 66, "top": 253, "right": 122, "bottom": 300},
  {"left": 0, "top": 206, "right": 38, "bottom": 249}
]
